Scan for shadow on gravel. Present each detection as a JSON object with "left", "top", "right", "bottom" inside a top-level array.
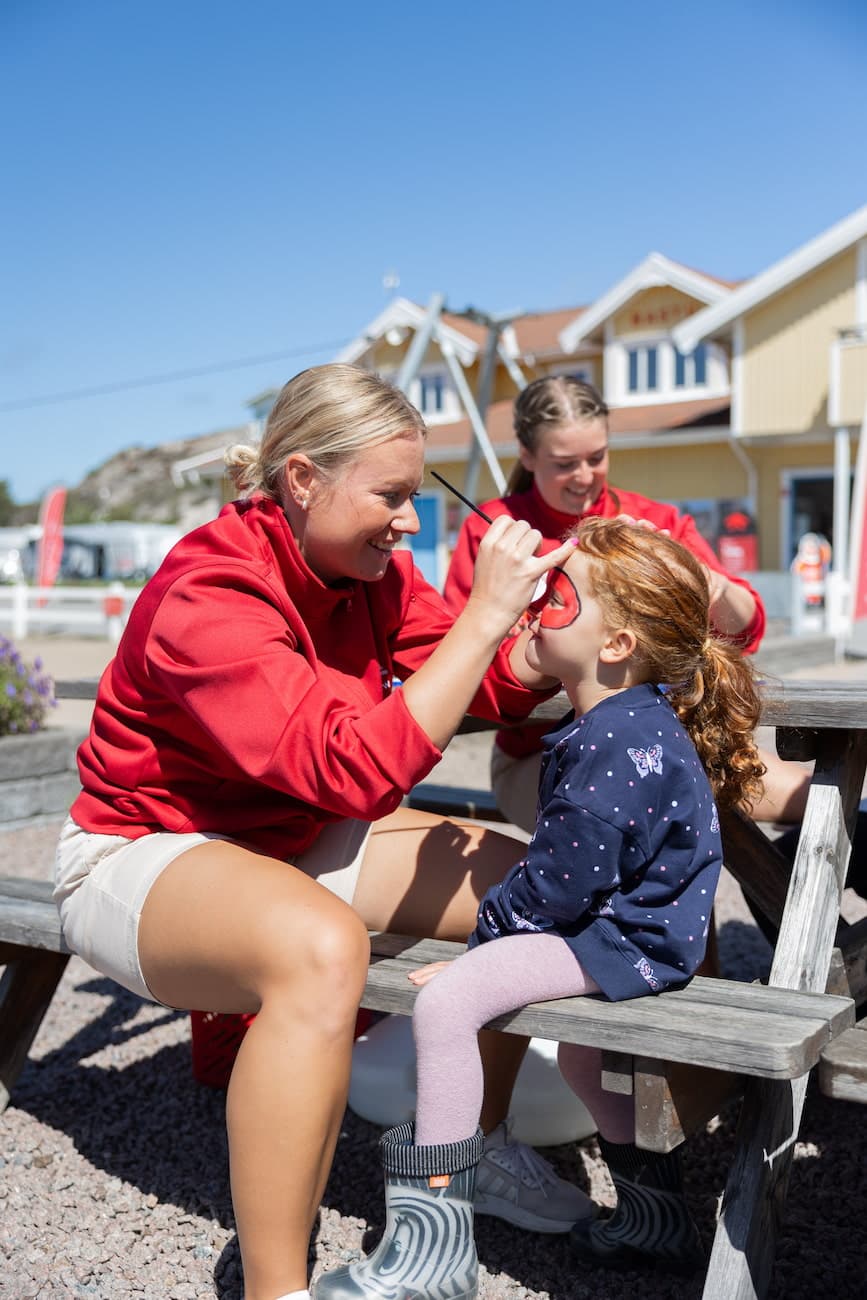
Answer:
[
  {"left": 13, "top": 975, "right": 236, "bottom": 1231},
  {"left": 716, "top": 918, "right": 773, "bottom": 984},
  {"left": 11, "top": 948, "right": 867, "bottom": 1298}
]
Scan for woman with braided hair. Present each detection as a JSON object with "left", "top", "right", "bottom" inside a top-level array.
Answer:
[{"left": 443, "top": 374, "right": 809, "bottom": 832}]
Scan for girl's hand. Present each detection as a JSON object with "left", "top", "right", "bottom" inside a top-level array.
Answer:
[
  {"left": 468, "top": 517, "right": 578, "bottom": 632},
  {"left": 408, "top": 960, "right": 452, "bottom": 986}
]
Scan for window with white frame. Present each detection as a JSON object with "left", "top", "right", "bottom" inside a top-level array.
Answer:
[
  {"left": 627, "top": 345, "right": 658, "bottom": 393},
  {"left": 674, "top": 343, "right": 707, "bottom": 388},
  {"left": 547, "top": 362, "right": 596, "bottom": 386},
  {"left": 410, "top": 367, "right": 459, "bottom": 422},
  {"left": 419, "top": 372, "right": 446, "bottom": 414},
  {"left": 610, "top": 336, "right": 728, "bottom": 405}
]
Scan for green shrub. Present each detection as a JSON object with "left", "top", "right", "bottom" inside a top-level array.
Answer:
[{"left": 0, "top": 636, "right": 57, "bottom": 736}]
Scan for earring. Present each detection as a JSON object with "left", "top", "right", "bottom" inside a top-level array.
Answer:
[{"left": 294, "top": 492, "right": 309, "bottom": 511}]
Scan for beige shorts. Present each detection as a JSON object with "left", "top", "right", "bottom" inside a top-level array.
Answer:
[
  {"left": 489, "top": 745, "right": 543, "bottom": 835},
  {"left": 53, "top": 816, "right": 372, "bottom": 1004}
]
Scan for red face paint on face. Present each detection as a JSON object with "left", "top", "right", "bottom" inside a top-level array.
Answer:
[{"left": 528, "top": 566, "right": 582, "bottom": 629}]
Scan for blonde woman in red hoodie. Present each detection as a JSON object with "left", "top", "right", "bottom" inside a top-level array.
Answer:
[
  {"left": 443, "top": 375, "right": 810, "bottom": 832},
  {"left": 53, "top": 365, "right": 589, "bottom": 1300}
]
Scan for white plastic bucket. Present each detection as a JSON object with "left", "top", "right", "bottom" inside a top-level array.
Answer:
[{"left": 348, "top": 1013, "right": 597, "bottom": 1147}]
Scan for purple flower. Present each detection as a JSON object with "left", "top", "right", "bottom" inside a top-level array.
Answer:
[{"left": 5, "top": 682, "right": 16, "bottom": 698}]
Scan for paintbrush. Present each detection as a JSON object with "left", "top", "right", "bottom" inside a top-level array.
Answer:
[{"left": 429, "top": 470, "right": 493, "bottom": 523}]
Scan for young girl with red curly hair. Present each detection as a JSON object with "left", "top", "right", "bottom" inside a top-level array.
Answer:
[{"left": 314, "top": 517, "right": 765, "bottom": 1300}]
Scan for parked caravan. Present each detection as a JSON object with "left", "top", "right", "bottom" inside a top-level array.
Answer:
[
  {"left": 0, "top": 527, "right": 39, "bottom": 583},
  {"left": 12, "top": 521, "right": 183, "bottom": 582}
]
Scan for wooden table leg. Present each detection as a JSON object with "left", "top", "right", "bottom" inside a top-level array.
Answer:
[
  {"left": 702, "top": 1074, "right": 806, "bottom": 1299},
  {"left": 0, "top": 948, "right": 70, "bottom": 1114},
  {"left": 704, "top": 728, "right": 867, "bottom": 1298}
]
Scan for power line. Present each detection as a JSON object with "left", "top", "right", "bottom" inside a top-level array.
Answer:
[{"left": 0, "top": 337, "right": 354, "bottom": 413}]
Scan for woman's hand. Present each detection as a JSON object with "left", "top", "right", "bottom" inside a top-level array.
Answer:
[
  {"left": 399, "top": 521, "right": 576, "bottom": 751},
  {"left": 704, "top": 564, "right": 756, "bottom": 637},
  {"left": 408, "top": 960, "right": 452, "bottom": 987},
  {"left": 703, "top": 563, "right": 731, "bottom": 608},
  {"left": 467, "top": 517, "right": 578, "bottom": 636},
  {"left": 614, "top": 512, "right": 671, "bottom": 536}
]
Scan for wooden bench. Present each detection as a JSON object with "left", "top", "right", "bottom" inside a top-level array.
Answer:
[
  {"left": 3, "top": 673, "right": 865, "bottom": 1299},
  {"left": 408, "top": 780, "right": 867, "bottom": 1107},
  {"left": 0, "top": 872, "right": 854, "bottom": 1115},
  {"left": 0, "top": 877, "right": 70, "bottom": 1113}
]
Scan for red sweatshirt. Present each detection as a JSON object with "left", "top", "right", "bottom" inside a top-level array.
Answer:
[
  {"left": 442, "top": 482, "right": 766, "bottom": 759},
  {"left": 72, "top": 497, "right": 552, "bottom": 859}
]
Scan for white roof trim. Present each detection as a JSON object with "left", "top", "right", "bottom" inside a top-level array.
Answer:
[
  {"left": 558, "top": 253, "right": 731, "bottom": 353},
  {"left": 334, "top": 297, "right": 480, "bottom": 368},
  {"left": 673, "top": 203, "right": 867, "bottom": 353}
]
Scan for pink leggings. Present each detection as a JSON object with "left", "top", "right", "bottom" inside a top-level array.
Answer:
[{"left": 412, "top": 932, "right": 635, "bottom": 1146}]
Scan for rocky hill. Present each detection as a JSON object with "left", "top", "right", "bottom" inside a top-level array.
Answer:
[{"left": 62, "top": 424, "right": 252, "bottom": 532}]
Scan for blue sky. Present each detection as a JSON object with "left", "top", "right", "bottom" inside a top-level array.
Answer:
[{"left": 2, "top": 0, "right": 866, "bottom": 503}]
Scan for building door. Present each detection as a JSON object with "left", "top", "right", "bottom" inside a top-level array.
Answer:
[{"left": 781, "top": 470, "right": 836, "bottom": 565}]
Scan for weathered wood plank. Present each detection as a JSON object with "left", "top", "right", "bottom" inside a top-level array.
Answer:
[
  {"left": 363, "top": 937, "right": 853, "bottom": 1078},
  {"left": 600, "top": 1050, "right": 633, "bottom": 1096},
  {"left": 704, "top": 1074, "right": 808, "bottom": 1300},
  {"left": 368, "top": 933, "right": 851, "bottom": 1022},
  {"left": 0, "top": 948, "right": 70, "bottom": 1113},
  {"left": 703, "top": 728, "right": 867, "bottom": 1297},
  {"left": 719, "top": 808, "right": 791, "bottom": 928},
  {"left": 60, "top": 673, "right": 867, "bottom": 731},
  {"left": 819, "top": 1020, "right": 867, "bottom": 1101},
  {"left": 0, "top": 880, "right": 67, "bottom": 953},
  {"left": 405, "top": 783, "right": 506, "bottom": 821},
  {"left": 53, "top": 678, "right": 101, "bottom": 699},
  {"left": 770, "top": 730, "right": 867, "bottom": 992},
  {"left": 509, "top": 680, "right": 867, "bottom": 734},
  {"left": 838, "top": 916, "right": 867, "bottom": 1006},
  {"left": 633, "top": 1057, "right": 743, "bottom": 1154}
]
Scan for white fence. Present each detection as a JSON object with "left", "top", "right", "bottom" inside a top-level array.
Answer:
[{"left": 0, "top": 582, "right": 143, "bottom": 642}]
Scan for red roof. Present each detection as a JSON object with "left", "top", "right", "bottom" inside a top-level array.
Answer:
[{"left": 511, "top": 307, "right": 588, "bottom": 356}]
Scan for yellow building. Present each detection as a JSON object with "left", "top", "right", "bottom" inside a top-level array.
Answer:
[
  {"left": 673, "top": 204, "right": 867, "bottom": 571},
  {"left": 338, "top": 206, "right": 867, "bottom": 580},
  {"left": 177, "top": 204, "right": 867, "bottom": 597}
]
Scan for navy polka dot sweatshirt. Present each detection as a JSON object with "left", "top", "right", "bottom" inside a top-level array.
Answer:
[{"left": 469, "top": 683, "right": 722, "bottom": 1000}]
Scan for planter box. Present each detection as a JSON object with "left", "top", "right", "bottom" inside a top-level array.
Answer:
[{"left": 0, "top": 728, "right": 85, "bottom": 824}]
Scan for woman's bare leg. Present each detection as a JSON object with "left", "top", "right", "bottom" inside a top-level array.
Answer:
[
  {"left": 138, "top": 841, "right": 370, "bottom": 1300},
  {"left": 352, "top": 807, "right": 530, "bottom": 1130}
]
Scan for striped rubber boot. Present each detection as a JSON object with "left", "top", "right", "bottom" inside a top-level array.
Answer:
[
  {"left": 569, "top": 1138, "right": 705, "bottom": 1275},
  {"left": 312, "top": 1123, "right": 484, "bottom": 1300}
]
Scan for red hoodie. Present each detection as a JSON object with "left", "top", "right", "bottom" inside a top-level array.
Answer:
[
  {"left": 72, "top": 497, "right": 552, "bottom": 859},
  {"left": 442, "top": 482, "right": 766, "bottom": 758}
]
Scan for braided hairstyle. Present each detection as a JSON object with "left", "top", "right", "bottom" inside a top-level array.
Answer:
[
  {"left": 574, "top": 517, "right": 766, "bottom": 812},
  {"left": 507, "top": 375, "right": 610, "bottom": 496}
]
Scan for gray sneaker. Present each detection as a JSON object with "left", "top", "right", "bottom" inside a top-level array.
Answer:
[{"left": 473, "top": 1122, "right": 594, "bottom": 1234}]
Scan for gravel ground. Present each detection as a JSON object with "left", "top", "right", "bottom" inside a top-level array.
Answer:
[
  {"left": 2, "top": 641, "right": 867, "bottom": 1298},
  {"left": 4, "top": 810, "right": 867, "bottom": 1299}
]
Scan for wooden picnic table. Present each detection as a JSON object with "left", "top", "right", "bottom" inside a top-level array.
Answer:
[
  {"left": 39, "top": 672, "right": 867, "bottom": 1298},
  {"left": 513, "top": 677, "right": 867, "bottom": 1298},
  {"left": 711, "top": 679, "right": 866, "bottom": 1298}
]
